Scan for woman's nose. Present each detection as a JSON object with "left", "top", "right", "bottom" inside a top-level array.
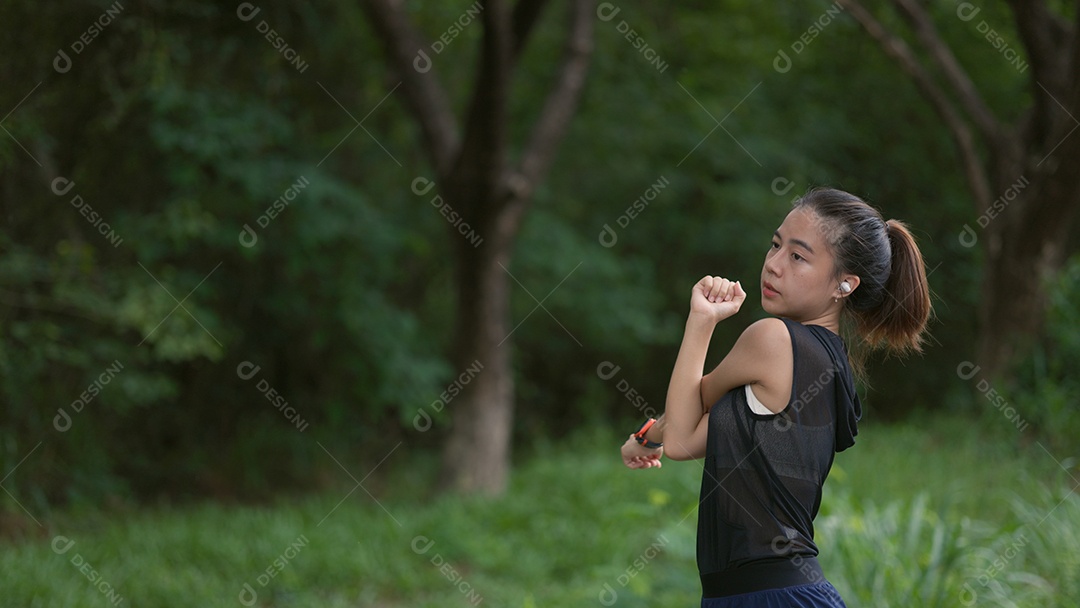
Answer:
[{"left": 764, "top": 257, "right": 780, "bottom": 277}]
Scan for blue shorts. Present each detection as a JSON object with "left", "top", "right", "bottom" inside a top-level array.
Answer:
[{"left": 701, "top": 581, "right": 847, "bottom": 608}]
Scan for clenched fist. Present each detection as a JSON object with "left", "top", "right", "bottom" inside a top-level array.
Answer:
[{"left": 690, "top": 275, "right": 746, "bottom": 324}]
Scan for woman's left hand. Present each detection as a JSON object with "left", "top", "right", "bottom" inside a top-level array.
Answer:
[
  {"left": 689, "top": 275, "right": 746, "bottom": 324},
  {"left": 621, "top": 434, "right": 663, "bottom": 469}
]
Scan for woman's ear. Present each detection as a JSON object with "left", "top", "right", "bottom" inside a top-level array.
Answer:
[{"left": 840, "top": 275, "right": 861, "bottom": 296}]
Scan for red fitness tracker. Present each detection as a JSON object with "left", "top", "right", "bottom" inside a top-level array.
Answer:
[{"left": 633, "top": 418, "right": 664, "bottom": 449}]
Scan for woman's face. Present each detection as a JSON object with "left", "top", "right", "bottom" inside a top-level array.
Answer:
[{"left": 761, "top": 207, "right": 844, "bottom": 322}]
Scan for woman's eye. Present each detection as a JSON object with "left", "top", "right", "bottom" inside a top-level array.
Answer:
[
  {"left": 770, "top": 241, "right": 780, "bottom": 249},
  {"left": 791, "top": 253, "right": 803, "bottom": 262}
]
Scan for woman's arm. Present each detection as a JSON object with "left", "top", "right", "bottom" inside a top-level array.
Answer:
[
  {"left": 662, "top": 277, "right": 746, "bottom": 461},
  {"left": 621, "top": 276, "right": 782, "bottom": 466},
  {"left": 699, "top": 318, "right": 792, "bottom": 414}
]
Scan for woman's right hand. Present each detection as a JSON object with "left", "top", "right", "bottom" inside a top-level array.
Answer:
[
  {"left": 690, "top": 275, "right": 746, "bottom": 324},
  {"left": 621, "top": 434, "right": 663, "bottom": 469}
]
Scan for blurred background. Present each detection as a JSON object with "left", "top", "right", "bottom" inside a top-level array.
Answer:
[{"left": 1, "top": 0, "right": 1078, "bottom": 606}]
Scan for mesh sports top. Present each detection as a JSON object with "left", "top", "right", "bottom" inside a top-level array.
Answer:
[{"left": 696, "top": 317, "right": 862, "bottom": 576}]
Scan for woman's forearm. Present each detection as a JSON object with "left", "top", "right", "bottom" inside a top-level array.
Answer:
[{"left": 662, "top": 314, "right": 716, "bottom": 446}]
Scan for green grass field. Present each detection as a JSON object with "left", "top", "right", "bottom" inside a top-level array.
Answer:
[{"left": 1, "top": 413, "right": 1077, "bottom": 607}]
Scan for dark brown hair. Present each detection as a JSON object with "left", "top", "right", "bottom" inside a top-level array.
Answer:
[{"left": 793, "top": 188, "right": 931, "bottom": 355}]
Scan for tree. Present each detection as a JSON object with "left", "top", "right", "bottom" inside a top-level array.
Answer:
[
  {"left": 837, "top": 0, "right": 1080, "bottom": 378},
  {"left": 361, "top": 0, "right": 596, "bottom": 494}
]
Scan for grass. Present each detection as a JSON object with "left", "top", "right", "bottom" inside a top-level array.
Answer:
[{"left": 0, "top": 413, "right": 1077, "bottom": 607}]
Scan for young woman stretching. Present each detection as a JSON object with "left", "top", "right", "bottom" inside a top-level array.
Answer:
[{"left": 621, "top": 188, "right": 931, "bottom": 606}]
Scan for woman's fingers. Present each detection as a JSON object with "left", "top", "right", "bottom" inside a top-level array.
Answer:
[
  {"left": 625, "top": 454, "right": 662, "bottom": 469},
  {"left": 699, "top": 275, "right": 738, "bottom": 303}
]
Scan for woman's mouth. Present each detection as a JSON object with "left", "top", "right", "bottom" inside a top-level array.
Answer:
[{"left": 762, "top": 282, "right": 780, "bottom": 298}]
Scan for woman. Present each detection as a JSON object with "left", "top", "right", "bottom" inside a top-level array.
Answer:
[{"left": 620, "top": 188, "right": 931, "bottom": 607}]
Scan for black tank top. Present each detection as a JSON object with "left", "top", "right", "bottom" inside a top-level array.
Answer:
[{"left": 696, "top": 317, "right": 862, "bottom": 576}]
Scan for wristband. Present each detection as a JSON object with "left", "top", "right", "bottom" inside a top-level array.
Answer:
[{"left": 633, "top": 418, "right": 663, "bottom": 449}]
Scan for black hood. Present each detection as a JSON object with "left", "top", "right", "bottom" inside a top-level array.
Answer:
[{"left": 810, "top": 327, "right": 863, "bottom": 453}]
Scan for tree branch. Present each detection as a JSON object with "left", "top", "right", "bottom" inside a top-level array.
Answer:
[
  {"left": 451, "top": 0, "right": 514, "bottom": 211},
  {"left": 1004, "top": 0, "right": 1070, "bottom": 91},
  {"left": 888, "top": 0, "right": 1003, "bottom": 147},
  {"left": 360, "top": 0, "right": 459, "bottom": 177},
  {"left": 509, "top": 0, "right": 595, "bottom": 208},
  {"left": 511, "top": 0, "right": 553, "bottom": 64},
  {"left": 837, "top": 0, "right": 993, "bottom": 214},
  {"left": 1004, "top": 0, "right": 1073, "bottom": 152}
]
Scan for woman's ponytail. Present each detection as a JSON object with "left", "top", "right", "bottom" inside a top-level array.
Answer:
[
  {"left": 855, "top": 219, "right": 931, "bottom": 354},
  {"left": 793, "top": 189, "right": 931, "bottom": 357}
]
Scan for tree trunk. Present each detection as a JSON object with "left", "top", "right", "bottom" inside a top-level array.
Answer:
[
  {"left": 361, "top": 0, "right": 595, "bottom": 494},
  {"left": 440, "top": 201, "right": 517, "bottom": 495},
  {"left": 839, "top": 0, "right": 1080, "bottom": 380},
  {"left": 978, "top": 153, "right": 1080, "bottom": 379},
  {"left": 977, "top": 215, "right": 1062, "bottom": 378}
]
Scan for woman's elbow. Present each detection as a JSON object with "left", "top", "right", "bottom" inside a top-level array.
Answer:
[
  {"left": 662, "top": 426, "right": 706, "bottom": 461},
  {"left": 663, "top": 445, "right": 702, "bottom": 461}
]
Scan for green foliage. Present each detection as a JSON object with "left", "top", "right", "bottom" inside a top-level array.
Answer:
[
  {"left": 1, "top": 416, "right": 1077, "bottom": 606},
  {"left": 0, "top": 0, "right": 448, "bottom": 507},
  {"left": 0, "top": 0, "right": 1074, "bottom": 509},
  {"left": 1004, "top": 254, "right": 1080, "bottom": 452}
]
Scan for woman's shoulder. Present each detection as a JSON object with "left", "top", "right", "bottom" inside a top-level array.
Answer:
[
  {"left": 736, "top": 317, "right": 792, "bottom": 358},
  {"left": 741, "top": 317, "right": 792, "bottom": 341}
]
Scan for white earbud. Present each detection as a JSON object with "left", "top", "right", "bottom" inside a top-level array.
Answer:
[{"left": 839, "top": 281, "right": 851, "bottom": 293}]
